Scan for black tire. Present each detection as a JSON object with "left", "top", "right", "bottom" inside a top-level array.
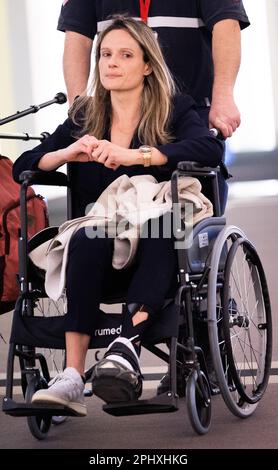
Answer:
[
  {"left": 186, "top": 370, "right": 211, "bottom": 435},
  {"left": 207, "top": 226, "right": 272, "bottom": 417},
  {"left": 222, "top": 237, "right": 272, "bottom": 404},
  {"left": 26, "top": 376, "right": 52, "bottom": 440}
]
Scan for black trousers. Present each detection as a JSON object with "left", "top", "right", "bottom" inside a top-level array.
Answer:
[{"left": 65, "top": 216, "right": 178, "bottom": 335}]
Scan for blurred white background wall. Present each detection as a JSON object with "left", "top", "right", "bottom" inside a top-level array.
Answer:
[
  {"left": 0, "top": 0, "right": 278, "bottom": 159},
  {"left": 25, "top": 0, "right": 65, "bottom": 131},
  {"left": 0, "top": 0, "right": 65, "bottom": 158},
  {"left": 231, "top": 0, "right": 277, "bottom": 152}
]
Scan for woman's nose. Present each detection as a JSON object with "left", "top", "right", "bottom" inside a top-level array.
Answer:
[{"left": 108, "top": 55, "right": 118, "bottom": 67}]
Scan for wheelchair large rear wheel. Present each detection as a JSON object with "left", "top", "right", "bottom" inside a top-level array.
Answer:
[
  {"left": 207, "top": 226, "right": 272, "bottom": 418},
  {"left": 33, "top": 296, "right": 68, "bottom": 426},
  {"left": 34, "top": 296, "right": 66, "bottom": 376}
]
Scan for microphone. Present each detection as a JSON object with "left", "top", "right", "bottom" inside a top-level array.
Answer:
[
  {"left": 0, "top": 93, "right": 68, "bottom": 126},
  {"left": 54, "top": 92, "right": 67, "bottom": 104}
]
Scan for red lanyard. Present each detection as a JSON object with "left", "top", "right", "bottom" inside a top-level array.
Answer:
[{"left": 139, "top": 0, "right": 151, "bottom": 23}]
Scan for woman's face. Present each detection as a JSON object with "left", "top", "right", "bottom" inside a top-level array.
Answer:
[{"left": 99, "top": 29, "right": 151, "bottom": 93}]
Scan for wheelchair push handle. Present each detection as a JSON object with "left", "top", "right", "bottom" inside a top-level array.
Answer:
[{"left": 210, "top": 127, "right": 225, "bottom": 141}]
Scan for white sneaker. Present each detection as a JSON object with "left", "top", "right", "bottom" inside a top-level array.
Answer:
[{"left": 31, "top": 367, "right": 87, "bottom": 416}]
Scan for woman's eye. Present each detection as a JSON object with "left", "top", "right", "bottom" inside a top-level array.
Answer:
[
  {"left": 101, "top": 52, "right": 111, "bottom": 57},
  {"left": 123, "top": 53, "right": 132, "bottom": 58}
]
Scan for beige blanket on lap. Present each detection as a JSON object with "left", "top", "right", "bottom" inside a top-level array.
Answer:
[{"left": 29, "top": 174, "right": 213, "bottom": 300}]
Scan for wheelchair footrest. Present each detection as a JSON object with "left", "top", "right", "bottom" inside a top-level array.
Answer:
[
  {"left": 102, "top": 392, "right": 179, "bottom": 417},
  {"left": 2, "top": 397, "right": 79, "bottom": 417}
]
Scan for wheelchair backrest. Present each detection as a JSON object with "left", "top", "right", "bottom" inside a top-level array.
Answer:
[{"left": 187, "top": 217, "right": 226, "bottom": 274}]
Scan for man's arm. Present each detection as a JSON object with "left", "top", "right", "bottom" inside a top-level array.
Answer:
[
  {"left": 63, "top": 31, "right": 93, "bottom": 106},
  {"left": 210, "top": 19, "right": 241, "bottom": 138}
]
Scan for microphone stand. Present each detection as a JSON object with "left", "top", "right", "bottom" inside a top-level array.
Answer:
[
  {"left": 0, "top": 131, "right": 50, "bottom": 142},
  {"left": 0, "top": 92, "right": 67, "bottom": 127}
]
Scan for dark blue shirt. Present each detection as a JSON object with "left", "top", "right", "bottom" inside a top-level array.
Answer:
[
  {"left": 13, "top": 95, "right": 223, "bottom": 216},
  {"left": 57, "top": 0, "right": 250, "bottom": 102}
]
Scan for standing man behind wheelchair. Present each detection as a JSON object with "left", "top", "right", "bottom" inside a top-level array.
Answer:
[
  {"left": 13, "top": 16, "right": 223, "bottom": 414},
  {"left": 58, "top": 0, "right": 250, "bottom": 140}
]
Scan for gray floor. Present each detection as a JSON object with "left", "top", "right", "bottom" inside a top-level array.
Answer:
[
  {"left": 0, "top": 385, "right": 277, "bottom": 449},
  {"left": 0, "top": 194, "right": 277, "bottom": 449}
]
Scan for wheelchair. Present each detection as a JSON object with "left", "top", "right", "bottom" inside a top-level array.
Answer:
[{"left": 2, "top": 160, "right": 272, "bottom": 439}]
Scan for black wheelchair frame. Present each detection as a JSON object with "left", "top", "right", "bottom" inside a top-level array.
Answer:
[{"left": 2, "top": 161, "right": 273, "bottom": 439}]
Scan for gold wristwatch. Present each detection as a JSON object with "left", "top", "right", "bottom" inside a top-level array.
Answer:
[{"left": 139, "top": 145, "right": 152, "bottom": 167}]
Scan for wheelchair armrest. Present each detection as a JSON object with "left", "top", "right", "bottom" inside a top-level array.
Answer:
[
  {"left": 177, "top": 161, "right": 219, "bottom": 174},
  {"left": 19, "top": 170, "right": 69, "bottom": 187},
  {"left": 172, "top": 161, "right": 221, "bottom": 217}
]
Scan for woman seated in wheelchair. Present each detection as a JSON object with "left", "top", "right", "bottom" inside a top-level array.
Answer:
[{"left": 13, "top": 16, "right": 223, "bottom": 416}]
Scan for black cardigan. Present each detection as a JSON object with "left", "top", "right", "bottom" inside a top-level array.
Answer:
[{"left": 13, "top": 95, "right": 223, "bottom": 216}]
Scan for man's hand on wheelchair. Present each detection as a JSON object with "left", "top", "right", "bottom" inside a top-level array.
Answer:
[{"left": 209, "top": 94, "right": 241, "bottom": 138}]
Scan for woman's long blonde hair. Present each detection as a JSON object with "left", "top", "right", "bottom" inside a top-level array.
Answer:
[{"left": 70, "top": 16, "right": 176, "bottom": 145}]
